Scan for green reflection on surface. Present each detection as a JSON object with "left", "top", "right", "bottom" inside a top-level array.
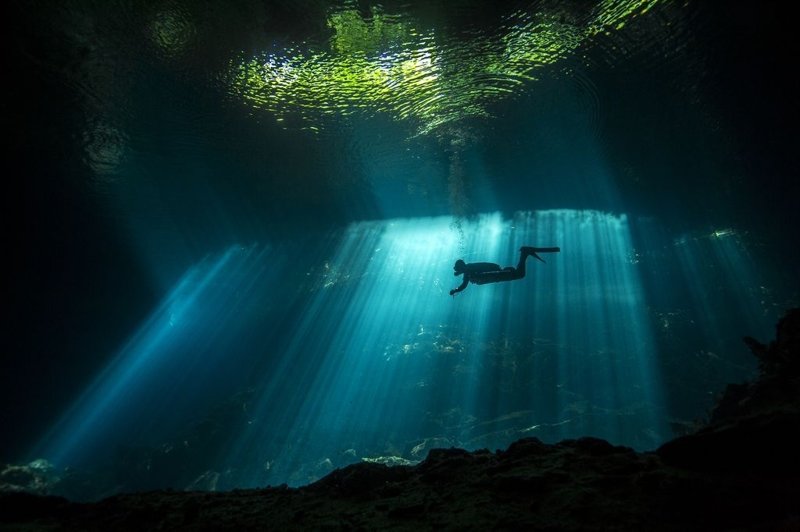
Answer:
[
  {"left": 226, "top": 0, "right": 664, "bottom": 135},
  {"left": 328, "top": 6, "right": 414, "bottom": 56},
  {"left": 150, "top": 6, "right": 196, "bottom": 58}
]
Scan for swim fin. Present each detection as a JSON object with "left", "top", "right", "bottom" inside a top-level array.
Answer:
[{"left": 521, "top": 246, "right": 560, "bottom": 263}]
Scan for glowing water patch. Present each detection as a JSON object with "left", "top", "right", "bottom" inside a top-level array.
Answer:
[
  {"left": 538, "top": 210, "right": 664, "bottom": 446},
  {"left": 32, "top": 211, "right": 668, "bottom": 490},
  {"left": 228, "top": 210, "right": 666, "bottom": 487}
]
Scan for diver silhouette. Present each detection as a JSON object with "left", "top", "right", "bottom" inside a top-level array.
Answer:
[{"left": 449, "top": 246, "right": 560, "bottom": 296}]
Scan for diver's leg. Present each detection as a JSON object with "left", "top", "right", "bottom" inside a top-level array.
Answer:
[
  {"left": 521, "top": 246, "right": 560, "bottom": 263},
  {"left": 473, "top": 270, "right": 517, "bottom": 284},
  {"left": 511, "top": 249, "right": 528, "bottom": 279}
]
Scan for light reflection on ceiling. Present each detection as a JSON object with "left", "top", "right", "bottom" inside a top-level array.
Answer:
[{"left": 222, "top": 0, "right": 666, "bottom": 136}]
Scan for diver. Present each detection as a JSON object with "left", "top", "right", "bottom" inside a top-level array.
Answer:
[{"left": 449, "top": 246, "right": 560, "bottom": 296}]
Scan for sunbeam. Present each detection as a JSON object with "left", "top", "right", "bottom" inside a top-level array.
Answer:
[
  {"left": 32, "top": 244, "right": 286, "bottom": 469},
  {"left": 32, "top": 210, "right": 670, "bottom": 488}
]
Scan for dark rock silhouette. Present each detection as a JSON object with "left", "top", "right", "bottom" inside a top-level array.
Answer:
[
  {"left": 2, "top": 309, "right": 799, "bottom": 531},
  {"left": 657, "top": 308, "right": 800, "bottom": 475}
]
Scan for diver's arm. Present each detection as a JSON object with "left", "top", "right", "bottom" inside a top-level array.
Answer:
[{"left": 450, "top": 275, "right": 469, "bottom": 296}]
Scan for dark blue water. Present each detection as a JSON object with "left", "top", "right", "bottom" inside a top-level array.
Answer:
[{"left": 4, "top": 1, "right": 797, "bottom": 500}]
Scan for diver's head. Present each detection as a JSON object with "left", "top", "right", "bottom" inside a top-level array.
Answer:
[{"left": 454, "top": 259, "right": 466, "bottom": 275}]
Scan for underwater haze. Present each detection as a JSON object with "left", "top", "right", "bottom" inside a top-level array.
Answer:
[{"left": 4, "top": 0, "right": 798, "bottom": 499}]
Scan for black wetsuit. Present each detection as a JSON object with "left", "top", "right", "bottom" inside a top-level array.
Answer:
[
  {"left": 450, "top": 250, "right": 530, "bottom": 295},
  {"left": 449, "top": 246, "right": 560, "bottom": 295}
]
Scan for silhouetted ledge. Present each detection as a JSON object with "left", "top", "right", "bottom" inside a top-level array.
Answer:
[{"left": 2, "top": 310, "right": 798, "bottom": 531}]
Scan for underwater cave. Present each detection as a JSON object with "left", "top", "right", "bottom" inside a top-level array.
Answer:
[{"left": 3, "top": 1, "right": 799, "bottom": 529}]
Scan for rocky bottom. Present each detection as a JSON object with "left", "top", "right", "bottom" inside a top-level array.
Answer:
[{"left": 2, "top": 309, "right": 798, "bottom": 531}]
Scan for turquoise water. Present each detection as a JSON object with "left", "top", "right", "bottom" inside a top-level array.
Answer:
[{"left": 4, "top": 1, "right": 797, "bottom": 499}]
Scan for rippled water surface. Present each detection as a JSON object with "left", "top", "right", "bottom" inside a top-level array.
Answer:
[{"left": 20, "top": 1, "right": 706, "bottom": 178}]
